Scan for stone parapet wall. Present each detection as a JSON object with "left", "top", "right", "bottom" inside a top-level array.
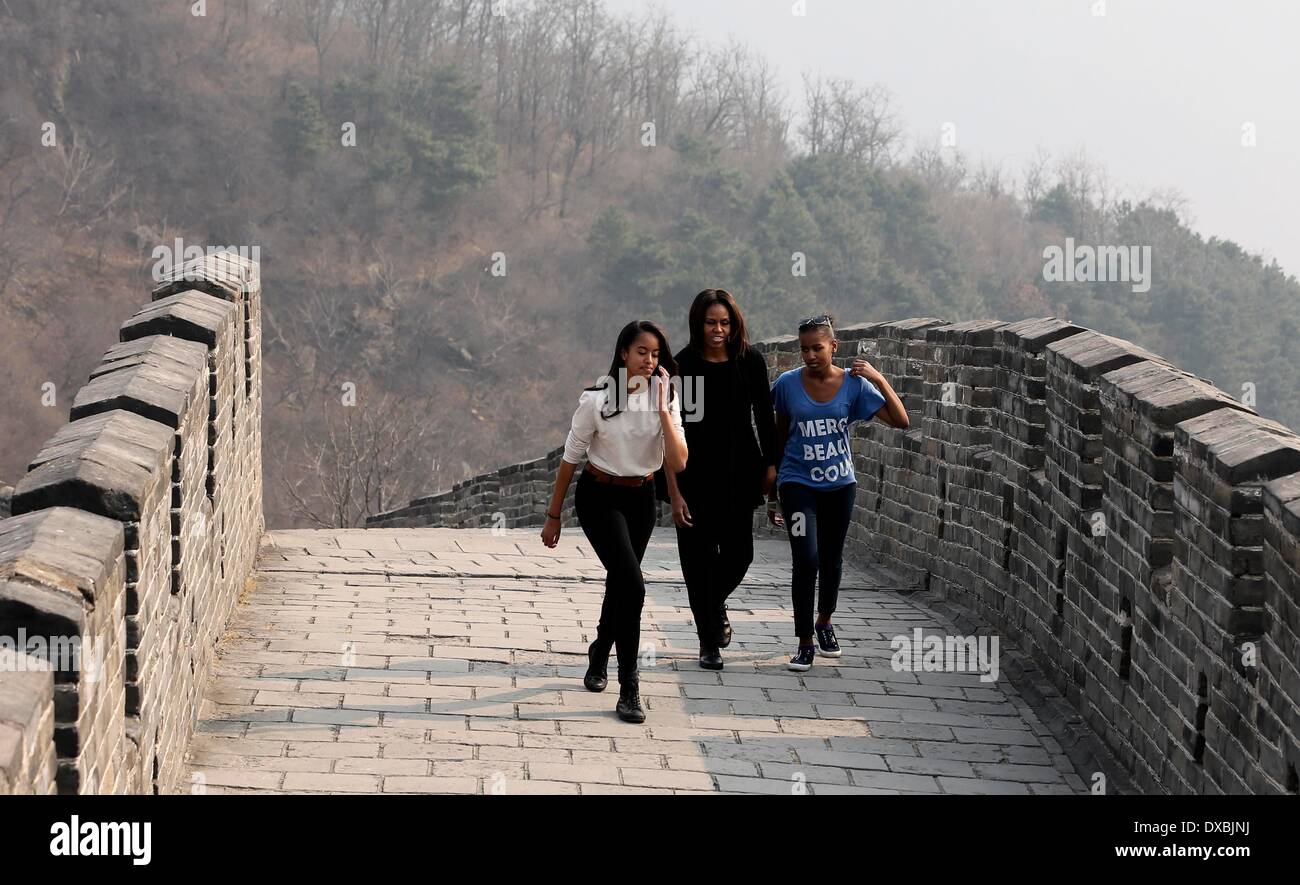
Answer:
[
  {"left": 0, "top": 252, "right": 263, "bottom": 794},
  {"left": 368, "top": 445, "right": 581, "bottom": 530}
]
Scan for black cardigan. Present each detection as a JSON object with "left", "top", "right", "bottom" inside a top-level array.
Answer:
[{"left": 671, "top": 345, "right": 780, "bottom": 508}]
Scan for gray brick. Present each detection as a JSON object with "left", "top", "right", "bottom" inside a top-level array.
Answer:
[
  {"left": 970, "top": 763, "right": 1064, "bottom": 783},
  {"left": 281, "top": 772, "right": 380, "bottom": 793},
  {"left": 866, "top": 723, "right": 956, "bottom": 741},
  {"left": 846, "top": 770, "right": 941, "bottom": 793},
  {"left": 937, "top": 777, "right": 1031, "bottom": 795},
  {"left": 795, "top": 749, "right": 889, "bottom": 771},
  {"left": 714, "top": 775, "right": 803, "bottom": 795},
  {"left": 885, "top": 755, "right": 978, "bottom": 778},
  {"left": 952, "top": 728, "right": 1041, "bottom": 746}
]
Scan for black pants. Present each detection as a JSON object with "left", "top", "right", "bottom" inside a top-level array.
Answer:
[
  {"left": 575, "top": 470, "right": 657, "bottom": 685},
  {"left": 675, "top": 499, "right": 755, "bottom": 646},
  {"left": 778, "top": 481, "right": 856, "bottom": 639}
]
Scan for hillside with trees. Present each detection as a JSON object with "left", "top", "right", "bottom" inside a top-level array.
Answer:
[{"left": 1, "top": 0, "right": 1295, "bottom": 527}]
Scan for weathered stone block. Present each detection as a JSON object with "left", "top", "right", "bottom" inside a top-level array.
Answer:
[{"left": 0, "top": 508, "right": 127, "bottom": 794}]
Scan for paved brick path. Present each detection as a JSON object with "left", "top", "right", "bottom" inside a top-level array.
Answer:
[{"left": 180, "top": 528, "right": 1087, "bottom": 795}]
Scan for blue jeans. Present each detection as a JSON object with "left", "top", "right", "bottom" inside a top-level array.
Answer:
[{"left": 778, "top": 481, "right": 856, "bottom": 639}]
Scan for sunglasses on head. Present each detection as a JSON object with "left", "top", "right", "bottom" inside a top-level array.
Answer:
[{"left": 798, "top": 315, "right": 833, "bottom": 332}]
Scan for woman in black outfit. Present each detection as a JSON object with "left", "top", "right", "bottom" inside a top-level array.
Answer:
[
  {"left": 664, "top": 290, "right": 779, "bottom": 671},
  {"left": 541, "top": 321, "right": 688, "bottom": 723}
]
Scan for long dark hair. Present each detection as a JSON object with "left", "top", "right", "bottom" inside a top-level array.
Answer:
[
  {"left": 585, "top": 320, "right": 679, "bottom": 419},
  {"left": 687, "top": 288, "right": 750, "bottom": 359}
]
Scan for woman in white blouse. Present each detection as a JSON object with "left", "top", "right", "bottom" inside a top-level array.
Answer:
[{"left": 540, "top": 320, "right": 688, "bottom": 723}]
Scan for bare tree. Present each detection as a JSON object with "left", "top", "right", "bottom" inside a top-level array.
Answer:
[
  {"left": 280, "top": 389, "right": 443, "bottom": 527},
  {"left": 799, "top": 71, "right": 829, "bottom": 157},
  {"left": 293, "top": 0, "right": 348, "bottom": 92},
  {"left": 443, "top": 276, "right": 518, "bottom": 367},
  {"left": 556, "top": 0, "right": 607, "bottom": 217},
  {"left": 636, "top": 9, "right": 688, "bottom": 144},
  {"left": 47, "top": 140, "right": 98, "bottom": 217},
  {"left": 684, "top": 45, "right": 742, "bottom": 142},
  {"left": 972, "top": 157, "right": 1009, "bottom": 200},
  {"left": 499, "top": 0, "right": 561, "bottom": 201},
  {"left": 1020, "top": 145, "right": 1052, "bottom": 206},
  {"left": 0, "top": 117, "right": 33, "bottom": 299},
  {"left": 733, "top": 50, "right": 791, "bottom": 157},
  {"left": 217, "top": 0, "right": 257, "bottom": 58},
  {"left": 1144, "top": 185, "right": 1192, "bottom": 226},
  {"left": 263, "top": 287, "right": 361, "bottom": 410},
  {"left": 800, "top": 74, "right": 902, "bottom": 169},
  {"left": 910, "top": 141, "right": 967, "bottom": 194},
  {"left": 353, "top": 0, "right": 403, "bottom": 67},
  {"left": 679, "top": 41, "right": 789, "bottom": 156}
]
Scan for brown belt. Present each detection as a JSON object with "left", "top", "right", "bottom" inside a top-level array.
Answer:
[{"left": 584, "top": 463, "right": 653, "bottom": 487}]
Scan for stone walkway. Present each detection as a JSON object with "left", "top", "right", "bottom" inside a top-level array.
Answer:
[{"left": 179, "top": 528, "right": 1087, "bottom": 795}]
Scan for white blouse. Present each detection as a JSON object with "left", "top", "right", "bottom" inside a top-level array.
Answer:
[{"left": 562, "top": 385, "right": 684, "bottom": 477}]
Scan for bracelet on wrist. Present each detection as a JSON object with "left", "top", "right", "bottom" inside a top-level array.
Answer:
[{"left": 546, "top": 512, "right": 561, "bottom": 521}]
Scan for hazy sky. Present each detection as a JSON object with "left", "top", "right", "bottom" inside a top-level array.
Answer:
[{"left": 602, "top": 0, "right": 1300, "bottom": 276}]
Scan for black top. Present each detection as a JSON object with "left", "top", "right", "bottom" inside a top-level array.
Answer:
[{"left": 671, "top": 345, "right": 780, "bottom": 510}]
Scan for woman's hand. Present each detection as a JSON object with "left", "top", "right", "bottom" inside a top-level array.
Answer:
[
  {"left": 671, "top": 493, "right": 693, "bottom": 528},
  {"left": 761, "top": 465, "right": 777, "bottom": 498},
  {"left": 657, "top": 364, "right": 688, "bottom": 473},
  {"left": 766, "top": 499, "right": 784, "bottom": 528},
  {"left": 654, "top": 365, "right": 673, "bottom": 413},
  {"left": 540, "top": 515, "right": 561, "bottom": 548},
  {"left": 850, "top": 357, "right": 884, "bottom": 385}
]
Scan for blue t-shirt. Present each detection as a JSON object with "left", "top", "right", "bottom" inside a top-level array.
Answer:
[{"left": 771, "top": 368, "right": 886, "bottom": 489}]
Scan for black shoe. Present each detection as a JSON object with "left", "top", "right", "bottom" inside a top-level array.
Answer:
[
  {"left": 616, "top": 680, "right": 646, "bottom": 723},
  {"left": 699, "top": 647, "right": 724, "bottom": 671},
  {"left": 716, "top": 606, "right": 732, "bottom": 648},
  {"left": 814, "top": 623, "right": 842, "bottom": 657},
  {"left": 583, "top": 641, "right": 608, "bottom": 692},
  {"left": 788, "top": 645, "right": 816, "bottom": 672}
]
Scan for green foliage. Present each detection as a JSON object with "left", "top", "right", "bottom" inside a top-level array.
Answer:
[
  {"left": 331, "top": 66, "right": 495, "bottom": 212},
  {"left": 1031, "top": 183, "right": 1080, "bottom": 231},
  {"left": 669, "top": 134, "right": 748, "bottom": 216},
  {"left": 588, "top": 206, "right": 633, "bottom": 259},
  {"left": 591, "top": 210, "right": 756, "bottom": 326},
  {"left": 589, "top": 151, "right": 967, "bottom": 341},
  {"left": 273, "top": 80, "right": 329, "bottom": 178}
]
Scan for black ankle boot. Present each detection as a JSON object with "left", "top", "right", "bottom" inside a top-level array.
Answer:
[
  {"left": 616, "top": 678, "right": 646, "bottom": 723},
  {"left": 716, "top": 605, "right": 732, "bottom": 649},
  {"left": 698, "top": 646, "right": 724, "bottom": 671},
  {"left": 584, "top": 641, "right": 609, "bottom": 692}
]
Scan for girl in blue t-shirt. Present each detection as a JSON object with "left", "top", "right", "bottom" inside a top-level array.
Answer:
[{"left": 768, "top": 314, "right": 910, "bottom": 671}]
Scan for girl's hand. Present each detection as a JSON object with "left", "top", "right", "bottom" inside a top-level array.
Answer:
[
  {"left": 671, "top": 493, "right": 693, "bottom": 528},
  {"left": 654, "top": 365, "right": 673, "bottom": 413},
  {"left": 540, "top": 516, "right": 561, "bottom": 548},
  {"left": 766, "top": 499, "right": 784, "bottom": 528},
  {"left": 850, "top": 358, "right": 883, "bottom": 384}
]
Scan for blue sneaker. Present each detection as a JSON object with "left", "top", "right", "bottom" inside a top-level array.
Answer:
[
  {"left": 815, "top": 624, "right": 842, "bottom": 657},
  {"left": 788, "top": 645, "right": 816, "bottom": 671}
]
